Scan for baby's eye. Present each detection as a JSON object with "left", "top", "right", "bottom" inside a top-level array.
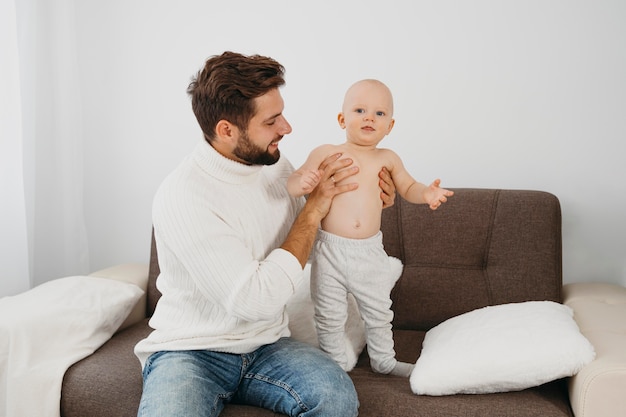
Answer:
[
  {"left": 376, "top": 111, "right": 385, "bottom": 117},
  {"left": 355, "top": 108, "right": 365, "bottom": 114}
]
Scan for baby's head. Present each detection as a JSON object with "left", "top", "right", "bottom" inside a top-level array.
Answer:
[{"left": 338, "top": 79, "right": 395, "bottom": 146}]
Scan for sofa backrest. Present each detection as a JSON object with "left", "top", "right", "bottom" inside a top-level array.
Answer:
[
  {"left": 382, "top": 188, "right": 562, "bottom": 331},
  {"left": 147, "top": 188, "right": 563, "bottom": 329}
]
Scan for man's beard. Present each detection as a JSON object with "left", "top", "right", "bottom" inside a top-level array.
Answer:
[{"left": 233, "top": 130, "right": 281, "bottom": 166}]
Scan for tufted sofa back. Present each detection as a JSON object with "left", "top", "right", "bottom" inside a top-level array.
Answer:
[
  {"left": 382, "top": 188, "right": 562, "bottom": 330},
  {"left": 146, "top": 188, "right": 563, "bottom": 330}
]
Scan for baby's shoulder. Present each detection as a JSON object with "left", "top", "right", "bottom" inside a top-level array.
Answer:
[
  {"left": 310, "top": 143, "right": 343, "bottom": 156},
  {"left": 324, "top": 143, "right": 349, "bottom": 152},
  {"left": 373, "top": 147, "right": 405, "bottom": 172},
  {"left": 374, "top": 147, "right": 401, "bottom": 160}
]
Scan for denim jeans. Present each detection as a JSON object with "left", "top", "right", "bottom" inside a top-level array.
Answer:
[{"left": 137, "top": 337, "right": 359, "bottom": 417}]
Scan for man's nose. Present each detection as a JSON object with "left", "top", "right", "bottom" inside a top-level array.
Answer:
[{"left": 280, "top": 116, "right": 292, "bottom": 134}]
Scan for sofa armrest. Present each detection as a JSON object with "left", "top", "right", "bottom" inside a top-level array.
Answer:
[
  {"left": 89, "top": 263, "right": 149, "bottom": 331},
  {"left": 563, "top": 282, "right": 626, "bottom": 417}
]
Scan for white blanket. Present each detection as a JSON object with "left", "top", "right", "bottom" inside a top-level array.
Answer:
[{"left": 0, "top": 276, "right": 143, "bottom": 417}]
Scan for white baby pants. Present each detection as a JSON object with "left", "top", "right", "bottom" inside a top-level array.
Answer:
[{"left": 311, "top": 229, "right": 403, "bottom": 374}]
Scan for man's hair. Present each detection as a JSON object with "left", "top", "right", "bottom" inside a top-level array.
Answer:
[{"left": 187, "top": 51, "right": 286, "bottom": 143}]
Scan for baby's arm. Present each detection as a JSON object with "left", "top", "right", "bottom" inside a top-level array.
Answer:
[
  {"left": 287, "top": 169, "right": 322, "bottom": 197},
  {"left": 387, "top": 151, "right": 453, "bottom": 210},
  {"left": 287, "top": 144, "right": 336, "bottom": 197}
]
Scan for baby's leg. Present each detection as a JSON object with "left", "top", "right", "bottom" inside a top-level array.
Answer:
[
  {"left": 351, "top": 254, "right": 413, "bottom": 377},
  {"left": 311, "top": 246, "right": 350, "bottom": 370}
]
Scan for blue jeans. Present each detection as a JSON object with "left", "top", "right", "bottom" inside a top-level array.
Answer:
[{"left": 137, "top": 337, "right": 359, "bottom": 417}]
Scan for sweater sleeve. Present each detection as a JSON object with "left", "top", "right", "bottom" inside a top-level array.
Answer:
[{"left": 225, "top": 248, "right": 303, "bottom": 321}]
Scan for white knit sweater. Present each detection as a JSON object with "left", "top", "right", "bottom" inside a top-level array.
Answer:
[{"left": 135, "top": 141, "right": 305, "bottom": 367}]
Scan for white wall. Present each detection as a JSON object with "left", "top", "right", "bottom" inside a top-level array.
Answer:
[{"left": 66, "top": 1, "right": 625, "bottom": 285}]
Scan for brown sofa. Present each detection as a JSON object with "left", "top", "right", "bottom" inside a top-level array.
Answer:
[{"left": 61, "top": 188, "right": 577, "bottom": 417}]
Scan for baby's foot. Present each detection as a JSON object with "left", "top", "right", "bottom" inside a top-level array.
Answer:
[{"left": 390, "top": 361, "right": 414, "bottom": 378}]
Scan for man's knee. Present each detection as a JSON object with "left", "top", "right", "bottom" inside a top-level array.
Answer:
[{"left": 138, "top": 351, "right": 233, "bottom": 417}]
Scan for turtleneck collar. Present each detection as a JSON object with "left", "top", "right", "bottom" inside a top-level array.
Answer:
[{"left": 192, "top": 140, "right": 264, "bottom": 185}]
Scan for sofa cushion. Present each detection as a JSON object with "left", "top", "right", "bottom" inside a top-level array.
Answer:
[
  {"left": 61, "top": 324, "right": 574, "bottom": 417},
  {"left": 409, "top": 301, "right": 595, "bottom": 395}
]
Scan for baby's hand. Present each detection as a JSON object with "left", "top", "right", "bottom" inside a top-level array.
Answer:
[
  {"left": 424, "top": 179, "right": 454, "bottom": 210},
  {"left": 299, "top": 169, "right": 322, "bottom": 194}
]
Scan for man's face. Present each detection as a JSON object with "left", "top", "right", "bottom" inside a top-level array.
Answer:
[{"left": 233, "top": 88, "right": 292, "bottom": 165}]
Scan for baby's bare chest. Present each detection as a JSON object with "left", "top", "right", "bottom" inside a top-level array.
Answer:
[{"left": 341, "top": 150, "right": 391, "bottom": 186}]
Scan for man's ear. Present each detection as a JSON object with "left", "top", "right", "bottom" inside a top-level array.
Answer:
[
  {"left": 215, "top": 120, "right": 238, "bottom": 142},
  {"left": 337, "top": 113, "right": 346, "bottom": 129}
]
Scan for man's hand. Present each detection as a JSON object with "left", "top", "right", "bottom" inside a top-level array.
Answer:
[
  {"left": 379, "top": 167, "right": 396, "bottom": 209},
  {"left": 281, "top": 153, "right": 358, "bottom": 267},
  {"left": 306, "top": 153, "right": 359, "bottom": 219}
]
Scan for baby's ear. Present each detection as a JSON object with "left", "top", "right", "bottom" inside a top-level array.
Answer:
[
  {"left": 337, "top": 112, "right": 346, "bottom": 129},
  {"left": 386, "top": 118, "right": 395, "bottom": 134}
]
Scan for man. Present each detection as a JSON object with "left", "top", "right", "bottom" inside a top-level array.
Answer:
[{"left": 135, "top": 51, "right": 396, "bottom": 417}]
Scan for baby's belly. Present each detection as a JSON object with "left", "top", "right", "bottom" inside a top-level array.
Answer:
[{"left": 321, "top": 192, "right": 383, "bottom": 239}]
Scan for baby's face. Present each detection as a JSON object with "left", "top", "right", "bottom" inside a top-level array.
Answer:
[{"left": 338, "top": 80, "right": 395, "bottom": 146}]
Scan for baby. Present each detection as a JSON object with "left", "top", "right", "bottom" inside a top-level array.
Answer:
[{"left": 288, "top": 79, "right": 453, "bottom": 377}]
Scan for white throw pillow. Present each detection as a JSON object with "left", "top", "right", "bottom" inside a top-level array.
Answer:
[{"left": 410, "top": 301, "right": 596, "bottom": 395}]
